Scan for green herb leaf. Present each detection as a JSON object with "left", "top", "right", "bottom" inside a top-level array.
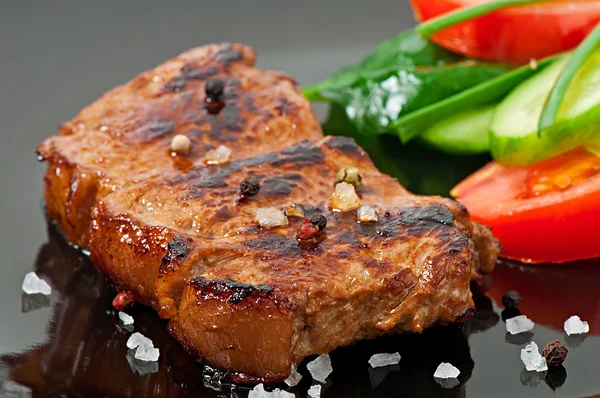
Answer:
[
  {"left": 416, "top": 0, "right": 543, "bottom": 38},
  {"left": 538, "top": 22, "right": 600, "bottom": 133},
  {"left": 393, "top": 55, "right": 561, "bottom": 143},
  {"left": 303, "top": 30, "right": 463, "bottom": 101},
  {"left": 305, "top": 29, "right": 508, "bottom": 137}
]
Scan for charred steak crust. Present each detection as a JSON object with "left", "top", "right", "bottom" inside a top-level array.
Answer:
[{"left": 38, "top": 43, "right": 500, "bottom": 382}]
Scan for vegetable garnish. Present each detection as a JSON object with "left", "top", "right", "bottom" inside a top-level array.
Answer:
[
  {"left": 411, "top": 0, "right": 600, "bottom": 64},
  {"left": 415, "top": 0, "right": 542, "bottom": 38},
  {"left": 490, "top": 48, "right": 600, "bottom": 165},
  {"left": 303, "top": 29, "right": 509, "bottom": 138},
  {"left": 538, "top": 22, "right": 600, "bottom": 132},
  {"left": 452, "top": 148, "right": 600, "bottom": 263},
  {"left": 306, "top": 0, "right": 600, "bottom": 166},
  {"left": 393, "top": 55, "right": 559, "bottom": 144}
]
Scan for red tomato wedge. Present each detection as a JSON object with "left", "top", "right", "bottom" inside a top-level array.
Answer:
[
  {"left": 452, "top": 148, "right": 600, "bottom": 263},
  {"left": 410, "top": 0, "right": 600, "bottom": 65}
]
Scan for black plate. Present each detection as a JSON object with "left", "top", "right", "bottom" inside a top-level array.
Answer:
[{"left": 1, "top": 1, "right": 599, "bottom": 397}]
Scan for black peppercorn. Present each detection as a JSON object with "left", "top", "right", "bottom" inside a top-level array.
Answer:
[
  {"left": 310, "top": 214, "right": 327, "bottom": 231},
  {"left": 205, "top": 78, "right": 225, "bottom": 100},
  {"left": 542, "top": 340, "right": 568, "bottom": 367},
  {"left": 240, "top": 176, "right": 260, "bottom": 197},
  {"left": 502, "top": 291, "right": 522, "bottom": 309}
]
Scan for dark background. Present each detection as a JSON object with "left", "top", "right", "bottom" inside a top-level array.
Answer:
[{"left": 1, "top": 2, "right": 598, "bottom": 397}]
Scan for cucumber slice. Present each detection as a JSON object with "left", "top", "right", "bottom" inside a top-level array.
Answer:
[
  {"left": 490, "top": 50, "right": 600, "bottom": 166},
  {"left": 419, "top": 104, "right": 495, "bottom": 155}
]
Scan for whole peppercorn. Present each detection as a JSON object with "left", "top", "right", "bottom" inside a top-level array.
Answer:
[
  {"left": 112, "top": 291, "right": 134, "bottom": 311},
  {"left": 170, "top": 134, "right": 191, "bottom": 155},
  {"left": 335, "top": 167, "right": 362, "bottom": 189},
  {"left": 297, "top": 219, "right": 319, "bottom": 240},
  {"left": 240, "top": 176, "right": 260, "bottom": 197},
  {"left": 542, "top": 340, "right": 568, "bottom": 367},
  {"left": 205, "top": 78, "right": 225, "bottom": 100},
  {"left": 310, "top": 214, "right": 327, "bottom": 231},
  {"left": 502, "top": 291, "right": 522, "bottom": 309}
]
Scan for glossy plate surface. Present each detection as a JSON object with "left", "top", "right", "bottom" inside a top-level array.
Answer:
[{"left": 0, "top": 1, "right": 599, "bottom": 397}]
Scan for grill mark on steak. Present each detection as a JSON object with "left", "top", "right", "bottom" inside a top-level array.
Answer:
[
  {"left": 261, "top": 177, "right": 294, "bottom": 196},
  {"left": 400, "top": 206, "right": 455, "bottom": 227},
  {"left": 216, "top": 43, "right": 243, "bottom": 66},
  {"left": 271, "top": 142, "right": 324, "bottom": 167},
  {"left": 324, "top": 135, "right": 363, "bottom": 156},
  {"left": 136, "top": 118, "right": 175, "bottom": 143},
  {"left": 189, "top": 276, "right": 272, "bottom": 304},
  {"left": 162, "top": 236, "right": 191, "bottom": 265}
]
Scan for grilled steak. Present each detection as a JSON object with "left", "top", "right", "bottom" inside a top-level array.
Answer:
[{"left": 37, "top": 43, "right": 500, "bottom": 382}]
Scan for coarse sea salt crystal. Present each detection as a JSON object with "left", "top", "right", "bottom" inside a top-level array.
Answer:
[
  {"left": 134, "top": 344, "right": 160, "bottom": 362},
  {"left": 520, "top": 342, "right": 548, "bottom": 372},
  {"left": 21, "top": 272, "right": 52, "bottom": 295},
  {"left": 284, "top": 364, "right": 302, "bottom": 387},
  {"left": 118, "top": 311, "right": 134, "bottom": 325},
  {"left": 434, "top": 362, "right": 460, "bottom": 379},
  {"left": 256, "top": 207, "right": 288, "bottom": 228},
  {"left": 248, "top": 383, "right": 294, "bottom": 398},
  {"left": 506, "top": 315, "right": 535, "bottom": 335},
  {"left": 357, "top": 205, "right": 379, "bottom": 223},
  {"left": 308, "top": 384, "right": 322, "bottom": 398},
  {"left": 285, "top": 203, "right": 305, "bottom": 218},
  {"left": 368, "top": 352, "right": 401, "bottom": 368},
  {"left": 330, "top": 182, "right": 360, "bottom": 212},
  {"left": 126, "top": 332, "right": 154, "bottom": 349},
  {"left": 564, "top": 315, "right": 590, "bottom": 336},
  {"left": 204, "top": 145, "right": 231, "bottom": 165},
  {"left": 307, "top": 354, "right": 333, "bottom": 383}
]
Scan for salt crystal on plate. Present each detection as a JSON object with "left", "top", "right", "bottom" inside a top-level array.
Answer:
[
  {"left": 134, "top": 344, "right": 160, "bottom": 362},
  {"left": 520, "top": 342, "right": 548, "bottom": 372},
  {"left": 284, "top": 364, "right": 302, "bottom": 387},
  {"left": 564, "top": 315, "right": 589, "bottom": 336},
  {"left": 21, "top": 272, "right": 51, "bottom": 295},
  {"left": 434, "top": 362, "right": 460, "bottom": 379},
  {"left": 368, "top": 352, "right": 401, "bottom": 368},
  {"left": 307, "top": 354, "right": 333, "bottom": 383},
  {"left": 308, "top": 384, "right": 322, "bottom": 398},
  {"left": 126, "top": 332, "right": 153, "bottom": 349},
  {"left": 506, "top": 315, "right": 535, "bottom": 335},
  {"left": 248, "top": 383, "right": 294, "bottom": 398},
  {"left": 118, "top": 311, "right": 134, "bottom": 325}
]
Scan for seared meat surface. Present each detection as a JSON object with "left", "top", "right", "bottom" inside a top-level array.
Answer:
[{"left": 37, "top": 43, "right": 499, "bottom": 382}]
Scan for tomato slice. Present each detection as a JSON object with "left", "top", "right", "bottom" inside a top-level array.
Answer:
[
  {"left": 410, "top": 0, "right": 600, "bottom": 65},
  {"left": 452, "top": 148, "right": 600, "bottom": 263}
]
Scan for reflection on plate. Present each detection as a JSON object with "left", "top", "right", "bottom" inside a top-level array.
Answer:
[{"left": 487, "top": 259, "right": 600, "bottom": 335}]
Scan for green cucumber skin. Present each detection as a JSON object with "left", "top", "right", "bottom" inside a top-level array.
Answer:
[
  {"left": 419, "top": 104, "right": 495, "bottom": 155},
  {"left": 490, "top": 104, "right": 600, "bottom": 165},
  {"left": 491, "top": 49, "right": 600, "bottom": 166}
]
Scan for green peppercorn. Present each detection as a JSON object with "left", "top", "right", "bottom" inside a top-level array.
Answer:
[{"left": 335, "top": 167, "right": 362, "bottom": 189}]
